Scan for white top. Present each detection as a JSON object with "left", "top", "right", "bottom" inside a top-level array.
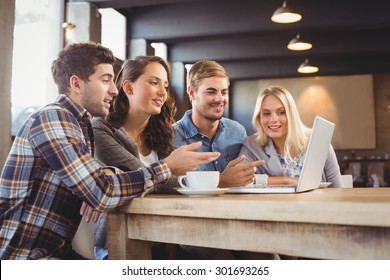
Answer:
[{"left": 139, "top": 150, "right": 159, "bottom": 166}]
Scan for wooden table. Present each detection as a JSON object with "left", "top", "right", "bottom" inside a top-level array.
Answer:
[{"left": 107, "top": 188, "right": 390, "bottom": 260}]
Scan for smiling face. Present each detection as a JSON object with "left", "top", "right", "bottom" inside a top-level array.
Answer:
[
  {"left": 79, "top": 63, "right": 118, "bottom": 117},
  {"left": 260, "top": 94, "right": 288, "bottom": 142},
  {"left": 125, "top": 62, "right": 168, "bottom": 118},
  {"left": 189, "top": 76, "right": 229, "bottom": 121}
]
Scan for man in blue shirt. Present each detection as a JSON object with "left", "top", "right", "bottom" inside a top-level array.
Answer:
[
  {"left": 174, "top": 60, "right": 263, "bottom": 188},
  {"left": 173, "top": 60, "right": 263, "bottom": 259},
  {"left": 173, "top": 60, "right": 265, "bottom": 259}
]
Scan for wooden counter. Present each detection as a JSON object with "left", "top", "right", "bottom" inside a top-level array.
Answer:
[{"left": 107, "top": 188, "right": 390, "bottom": 259}]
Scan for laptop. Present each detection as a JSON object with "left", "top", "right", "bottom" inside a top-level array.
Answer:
[{"left": 227, "top": 116, "right": 335, "bottom": 194}]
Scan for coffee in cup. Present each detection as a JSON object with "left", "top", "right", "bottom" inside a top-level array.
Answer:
[{"left": 178, "top": 171, "right": 219, "bottom": 189}]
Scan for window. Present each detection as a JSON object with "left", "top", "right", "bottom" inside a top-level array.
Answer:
[
  {"left": 12, "top": 0, "right": 64, "bottom": 135},
  {"left": 99, "top": 8, "right": 126, "bottom": 61}
]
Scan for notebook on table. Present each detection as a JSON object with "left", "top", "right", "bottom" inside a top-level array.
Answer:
[{"left": 227, "top": 116, "right": 335, "bottom": 194}]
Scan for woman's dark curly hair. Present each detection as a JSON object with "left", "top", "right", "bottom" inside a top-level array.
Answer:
[{"left": 106, "top": 56, "right": 176, "bottom": 159}]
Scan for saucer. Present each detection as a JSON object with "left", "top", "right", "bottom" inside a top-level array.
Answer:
[
  {"left": 176, "top": 188, "right": 228, "bottom": 197},
  {"left": 319, "top": 182, "right": 331, "bottom": 188},
  {"left": 241, "top": 182, "right": 331, "bottom": 188}
]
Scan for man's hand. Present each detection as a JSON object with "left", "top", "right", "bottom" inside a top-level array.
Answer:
[
  {"left": 80, "top": 202, "right": 104, "bottom": 223},
  {"left": 165, "top": 141, "right": 220, "bottom": 175},
  {"left": 219, "top": 156, "right": 264, "bottom": 188}
]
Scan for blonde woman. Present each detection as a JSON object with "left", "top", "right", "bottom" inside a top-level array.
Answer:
[{"left": 240, "top": 85, "right": 342, "bottom": 187}]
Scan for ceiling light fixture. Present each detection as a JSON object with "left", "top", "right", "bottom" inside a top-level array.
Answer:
[
  {"left": 287, "top": 34, "right": 312, "bottom": 51},
  {"left": 297, "top": 58, "right": 319, "bottom": 74},
  {"left": 271, "top": 1, "right": 302, "bottom": 24}
]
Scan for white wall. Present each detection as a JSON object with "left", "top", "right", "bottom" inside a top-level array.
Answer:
[{"left": 232, "top": 74, "right": 376, "bottom": 150}]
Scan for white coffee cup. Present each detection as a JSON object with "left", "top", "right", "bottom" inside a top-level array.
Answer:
[
  {"left": 178, "top": 171, "right": 220, "bottom": 189},
  {"left": 255, "top": 174, "right": 269, "bottom": 185}
]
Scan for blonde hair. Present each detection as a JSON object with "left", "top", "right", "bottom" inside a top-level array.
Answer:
[
  {"left": 187, "top": 60, "right": 229, "bottom": 92},
  {"left": 252, "top": 85, "right": 310, "bottom": 157}
]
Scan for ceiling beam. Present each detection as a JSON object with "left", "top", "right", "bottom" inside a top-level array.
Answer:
[
  {"left": 122, "top": 0, "right": 390, "bottom": 41},
  {"left": 222, "top": 54, "right": 390, "bottom": 80},
  {"left": 168, "top": 29, "right": 390, "bottom": 63},
  {"left": 77, "top": 0, "right": 390, "bottom": 78},
  {"left": 74, "top": 0, "right": 209, "bottom": 9}
]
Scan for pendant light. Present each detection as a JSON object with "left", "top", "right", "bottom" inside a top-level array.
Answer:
[
  {"left": 271, "top": 1, "right": 302, "bottom": 24},
  {"left": 297, "top": 58, "right": 319, "bottom": 74},
  {"left": 287, "top": 34, "right": 312, "bottom": 51}
]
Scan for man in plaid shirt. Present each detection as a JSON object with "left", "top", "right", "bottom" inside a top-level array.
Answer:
[{"left": 0, "top": 42, "right": 220, "bottom": 259}]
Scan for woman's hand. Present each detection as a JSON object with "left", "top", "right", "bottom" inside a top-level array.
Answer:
[
  {"left": 268, "top": 176, "right": 299, "bottom": 185},
  {"left": 165, "top": 142, "right": 220, "bottom": 175}
]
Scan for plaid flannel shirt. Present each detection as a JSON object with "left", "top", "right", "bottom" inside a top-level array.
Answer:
[{"left": 0, "top": 95, "right": 170, "bottom": 259}]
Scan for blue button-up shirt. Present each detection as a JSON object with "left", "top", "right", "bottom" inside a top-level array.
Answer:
[{"left": 173, "top": 110, "right": 247, "bottom": 172}]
